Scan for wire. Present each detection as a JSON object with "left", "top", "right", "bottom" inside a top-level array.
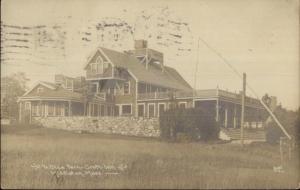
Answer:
[{"left": 197, "top": 36, "right": 260, "bottom": 99}]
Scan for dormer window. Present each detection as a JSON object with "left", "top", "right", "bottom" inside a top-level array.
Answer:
[{"left": 37, "top": 87, "right": 44, "bottom": 93}]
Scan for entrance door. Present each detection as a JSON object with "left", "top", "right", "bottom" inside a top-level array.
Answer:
[{"left": 138, "top": 104, "right": 144, "bottom": 117}]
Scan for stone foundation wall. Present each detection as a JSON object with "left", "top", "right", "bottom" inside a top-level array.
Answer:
[{"left": 32, "top": 116, "right": 160, "bottom": 137}]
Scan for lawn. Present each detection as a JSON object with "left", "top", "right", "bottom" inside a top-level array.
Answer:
[{"left": 1, "top": 124, "right": 299, "bottom": 189}]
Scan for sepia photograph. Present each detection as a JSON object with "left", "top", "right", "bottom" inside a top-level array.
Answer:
[{"left": 1, "top": 0, "right": 299, "bottom": 189}]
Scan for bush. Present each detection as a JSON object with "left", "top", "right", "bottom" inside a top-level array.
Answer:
[{"left": 159, "top": 107, "right": 220, "bottom": 142}]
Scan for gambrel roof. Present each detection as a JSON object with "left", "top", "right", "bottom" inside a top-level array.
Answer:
[{"left": 85, "top": 47, "right": 192, "bottom": 91}]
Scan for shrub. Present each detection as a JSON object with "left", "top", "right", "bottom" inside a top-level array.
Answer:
[{"left": 159, "top": 107, "right": 220, "bottom": 142}]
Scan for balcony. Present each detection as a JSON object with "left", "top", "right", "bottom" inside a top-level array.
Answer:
[
  {"left": 137, "top": 92, "right": 170, "bottom": 100},
  {"left": 89, "top": 92, "right": 115, "bottom": 103},
  {"left": 86, "top": 67, "right": 127, "bottom": 81}
]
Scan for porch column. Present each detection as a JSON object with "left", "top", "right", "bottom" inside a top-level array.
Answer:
[
  {"left": 233, "top": 104, "right": 237, "bottom": 128},
  {"left": 88, "top": 103, "right": 91, "bottom": 117},
  {"left": 54, "top": 102, "right": 56, "bottom": 117},
  {"left": 45, "top": 102, "right": 48, "bottom": 117},
  {"left": 19, "top": 102, "right": 22, "bottom": 122},
  {"left": 29, "top": 102, "right": 32, "bottom": 124},
  {"left": 224, "top": 106, "right": 228, "bottom": 128},
  {"left": 68, "top": 101, "right": 72, "bottom": 116},
  {"left": 216, "top": 99, "right": 219, "bottom": 122}
]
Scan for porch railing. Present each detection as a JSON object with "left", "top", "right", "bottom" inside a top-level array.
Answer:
[{"left": 137, "top": 90, "right": 216, "bottom": 100}]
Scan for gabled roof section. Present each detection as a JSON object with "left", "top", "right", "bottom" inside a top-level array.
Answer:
[
  {"left": 84, "top": 48, "right": 112, "bottom": 69},
  {"left": 99, "top": 47, "right": 192, "bottom": 91},
  {"left": 20, "top": 81, "right": 82, "bottom": 101},
  {"left": 22, "top": 81, "right": 57, "bottom": 96}
]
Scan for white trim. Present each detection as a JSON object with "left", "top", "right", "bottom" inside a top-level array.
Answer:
[
  {"left": 158, "top": 102, "right": 166, "bottom": 117},
  {"left": 137, "top": 103, "right": 146, "bottom": 117},
  {"left": 147, "top": 103, "right": 156, "bottom": 118}
]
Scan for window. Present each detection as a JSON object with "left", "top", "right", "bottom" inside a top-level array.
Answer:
[
  {"left": 48, "top": 102, "right": 54, "bottom": 116},
  {"left": 91, "top": 83, "right": 98, "bottom": 93},
  {"left": 100, "top": 105, "right": 105, "bottom": 116},
  {"left": 66, "top": 79, "right": 73, "bottom": 89},
  {"left": 25, "top": 102, "right": 30, "bottom": 110},
  {"left": 178, "top": 102, "right": 187, "bottom": 109},
  {"left": 103, "top": 62, "right": 109, "bottom": 70},
  {"left": 54, "top": 103, "right": 60, "bottom": 116},
  {"left": 123, "top": 82, "right": 130, "bottom": 95},
  {"left": 96, "top": 57, "right": 104, "bottom": 74},
  {"left": 55, "top": 103, "right": 64, "bottom": 116},
  {"left": 91, "top": 63, "right": 97, "bottom": 73},
  {"left": 37, "top": 87, "right": 44, "bottom": 93},
  {"left": 148, "top": 104, "right": 155, "bottom": 118},
  {"left": 94, "top": 104, "right": 99, "bottom": 116},
  {"left": 32, "top": 103, "right": 38, "bottom": 116},
  {"left": 39, "top": 104, "right": 45, "bottom": 116},
  {"left": 122, "top": 105, "right": 132, "bottom": 115}
]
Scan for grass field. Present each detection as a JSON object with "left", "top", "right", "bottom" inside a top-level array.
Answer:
[{"left": 1, "top": 124, "right": 299, "bottom": 189}]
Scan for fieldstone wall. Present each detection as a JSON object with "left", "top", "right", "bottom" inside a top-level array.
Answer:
[{"left": 32, "top": 116, "right": 160, "bottom": 137}]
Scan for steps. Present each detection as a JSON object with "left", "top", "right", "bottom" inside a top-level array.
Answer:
[{"left": 220, "top": 128, "right": 266, "bottom": 142}]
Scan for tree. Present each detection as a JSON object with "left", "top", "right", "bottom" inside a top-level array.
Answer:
[{"left": 1, "top": 72, "right": 29, "bottom": 120}]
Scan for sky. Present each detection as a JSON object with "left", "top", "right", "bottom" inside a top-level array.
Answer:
[{"left": 1, "top": 0, "right": 299, "bottom": 110}]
